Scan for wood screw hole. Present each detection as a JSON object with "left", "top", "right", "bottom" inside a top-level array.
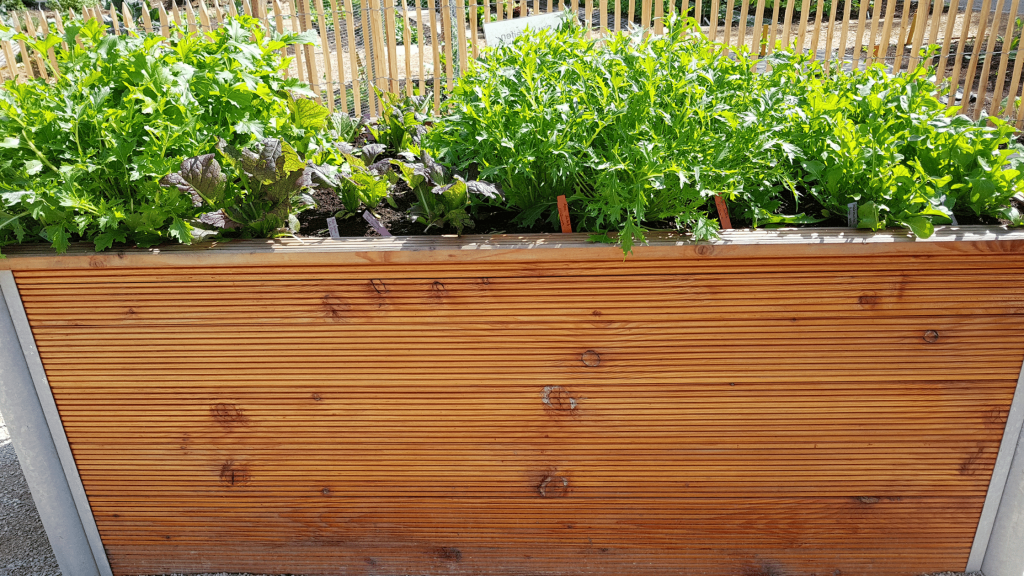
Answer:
[{"left": 923, "top": 330, "right": 939, "bottom": 343}]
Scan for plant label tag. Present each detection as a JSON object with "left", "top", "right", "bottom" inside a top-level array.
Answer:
[
  {"left": 483, "top": 12, "right": 568, "bottom": 47},
  {"left": 848, "top": 202, "right": 858, "bottom": 227},
  {"left": 556, "top": 194, "right": 572, "bottom": 233},
  {"left": 714, "top": 194, "right": 732, "bottom": 229},
  {"left": 327, "top": 216, "right": 340, "bottom": 239},
  {"left": 363, "top": 210, "right": 393, "bottom": 237}
]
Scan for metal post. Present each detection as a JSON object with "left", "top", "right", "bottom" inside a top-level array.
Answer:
[
  {"left": 967, "top": 353, "right": 1024, "bottom": 574},
  {"left": 0, "top": 271, "right": 111, "bottom": 576},
  {"left": 981, "top": 429, "right": 1024, "bottom": 576}
]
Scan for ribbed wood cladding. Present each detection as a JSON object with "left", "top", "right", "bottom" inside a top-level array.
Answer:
[{"left": 7, "top": 230, "right": 1024, "bottom": 575}]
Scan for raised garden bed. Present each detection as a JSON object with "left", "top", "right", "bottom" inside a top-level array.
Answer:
[{"left": 1, "top": 226, "right": 1023, "bottom": 576}]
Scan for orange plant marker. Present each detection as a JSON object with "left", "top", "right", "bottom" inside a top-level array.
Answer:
[
  {"left": 556, "top": 195, "right": 572, "bottom": 233},
  {"left": 714, "top": 194, "right": 732, "bottom": 229}
]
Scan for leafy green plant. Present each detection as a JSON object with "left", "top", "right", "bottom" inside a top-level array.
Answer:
[
  {"left": 161, "top": 138, "right": 314, "bottom": 237},
  {"left": 0, "top": 16, "right": 321, "bottom": 253},
  {"left": 392, "top": 150, "right": 502, "bottom": 233},
  {"left": 309, "top": 142, "right": 392, "bottom": 218},
  {"left": 429, "top": 15, "right": 1024, "bottom": 253},
  {"left": 369, "top": 90, "right": 431, "bottom": 154}
]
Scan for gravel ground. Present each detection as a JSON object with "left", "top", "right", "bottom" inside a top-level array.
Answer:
[{"left": 0, "top": 408, "right": 983, "bottom": 576}]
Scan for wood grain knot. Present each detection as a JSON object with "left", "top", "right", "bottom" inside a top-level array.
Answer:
[
  {"left": 856, "top": 496, "right": 880, "bottom": 504},
  {"left": 858, "top": 294, "right": 880, "bottom": 306},
  {"left": 312, "top": 393, "right": 323, "bottom": 402},
  {"left": 211, "top": 403, "right": 248, "bottom": 425},
  {"left": 695, "top": 244, "right": 714, "bottom": 257},
  {"left": 219, "top": 461, "right": 251, "bottom": 486},
  {"left": 581, "top": 350, "right": 601, "bottom": 367},
  {"left": 434, "top": 546, "right": 461, "bottom": 561},
  {"left": 431, "top": 280, "right": 447, "bottom": 293},
  {"left": 538, "top": 475, "right": 569, "bottom": 497},
  {"left": 321, "top": 294, "right": 349, "bottom": 321},
  {"left": 321, "top": 487, "right": 331, "bottom": 496},
  {"left": 542, "top": 385, "right": 578, "bottom": 412},
  {"left": 369, "top": 279, "right": 388, "bottom": 294},
  {"left": 923, "top": 330, "right": 940, "bottom": 343}
]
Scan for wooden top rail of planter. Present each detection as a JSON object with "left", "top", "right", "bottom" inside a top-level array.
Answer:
[
  {"left": 1, "top": 225, "right": 1023, "bottom": 576},
  {"left": 2, "top": 225, "right": 1024, "bottom": 270}
]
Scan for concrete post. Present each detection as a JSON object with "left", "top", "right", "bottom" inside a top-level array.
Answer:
[{"left": 0, "top": 271, "right": 108, "bottom": 576}]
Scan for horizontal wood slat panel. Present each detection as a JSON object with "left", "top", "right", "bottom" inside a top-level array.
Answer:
[{"left": 13, "top": 235, "right": 1024, "bottom": 575}]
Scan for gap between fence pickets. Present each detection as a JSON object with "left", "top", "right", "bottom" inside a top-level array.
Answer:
[
  {"left": 966, "top": 353, "right": 1024, "bottom": 572},
  {"left": 0, "top": 271, "right": 114, "bottom": 576},
  {"left": 2, "top": 0, "right": 1024, "bottom": 124}
]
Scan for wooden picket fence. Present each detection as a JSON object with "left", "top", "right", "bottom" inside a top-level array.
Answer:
[{"left": 2, "top": 0, "right": 1024, "bottom": 125}]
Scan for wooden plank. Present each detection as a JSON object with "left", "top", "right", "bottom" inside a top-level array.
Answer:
[
  {"left": 653, "top": 0, "right": 663, "bottom": 35},
  {"left": 290, "top": 0, "right": 308, "bottom": 84},
  {"left": 937, "top": 0, "right": 962, "bottom": 85},
  {"left": 628, "top": 0, "right": 636, "bottom": 30},
  {"left": 327, "top": 0, "right": 349, "bottom": 112},
  {"left": 139, "top": 0, "right": 154, "bottom": 34},
  {"left": 975, "top": 0, "right": 1006, "bottom": 120},
  {"left": 946, "top": 6, "right": 971, "bottom": 102},
  {"left": 873, "top": 0, "right": 898, "bottom": 67},
  {"left": 1, "top": 36, "right": 18, "bottom": 82},
  {"left": 400, "top": 0, "right": 413, "bottom": 96},
  {"left": 767, "top": 0, "right": 782, "bottom": 55},
  {"left": 298, "top": 0, "right": 322, "bottom": 96},
  {"left": 961, "top": 0, "right": 992, "bottom": 117},
  {"left": 989, "top": 0, "right": 1021, "bottom": 117},
  {"left": 706, "top": 0, "right": 717, "bottom": 41},
  {"left": 427, "top": 0, "right": 441, "bottom": 113},
  {"left": 850, "top": 0, "right": 871, "bottom": 69},
  {"left": 313, "top": 0, "right": 337, "bottom": 110},
  {"left": 184, "top": 0, "right": 198, "bottom": 30},
  {"left": 383, "top": 0, "right": 400, "bottom": 94},
  {"left": 723, "top": 0, "right": 734, "bottom": 47},
  {"left": 835, "top": 0, "right": 851, "bottom": 64},
  {"left": 469, "top": 0, "right": 479, "bottom": 58},
  {"left": 197, "top": 0, "right": 212, "bottom": 34},
  {"left": 750, "top": 0, "right": 765, "bottom": 53},
  {"left": 892, "top": 0, "right": 913, "bottom": 71},
  {"left": 346, "top": 0, "right": 365, "bottom": 116},
  {"left": 822, "top": 0, "right": 837, "bottom": 70},
  {"left": 440, "top": 0, "right": 455, "bottom": 90},
  {"left": 906, "top": 0, "right": 929, "bottom": 71},
  {"left": 37, "top": 11, "right": 59, "bottom": 74},
  {"left": 780, "top": 0, "right": 796, "bottom": 49},
  {"left": 158, "top": 1, "right": 170, "bottom": 37},
  {"left": 455, "top": 0, "right": 468, "bottom": 75},
  {"left": 736, "top": 0, "right": 750, "bottom": 51},
  {"left": 272, "top": 0, "right": 290, "bottom": 80},
  {"left": 1001, "top": 8, "right": 1024, "bottom": 117},
  {"left": 795, "top": 0, "right": 811, "bottom": 53},
  {"left": 21, "top": 11, "right": 48, "bottom": 80},
  {"left": 600, "top": 0, "right": 607, "bottom": 35}
]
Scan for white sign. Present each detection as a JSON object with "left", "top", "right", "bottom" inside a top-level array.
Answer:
[{"left": 483, "top": 12, "right": 568, "bottom": 47}]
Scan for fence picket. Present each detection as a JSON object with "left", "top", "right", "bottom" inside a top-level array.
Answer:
[
  {"left": 750, "top": 0, "right": 765, "bottom": 54},
  {"left": 38, "top": 12, "right": 59, "bottom": 74},
  {"left": 822, "top": 0, "right": 836, "bottom": 70},
  {"left": 961, "top": 0, "right": 992, "bottom": 116},
  {"left": 989, "top": 0, "right": 1020, "bottom": 117},
  {"left": 780, "top": 0, "right": 795, "bottom": 49},
  {"left": 974, "top": 0, "right": 1004, "bottom": 119},
  {"left": 795, "top": 0, "right": 810, "bottom": 53},
  {"left": 440, "top": 0, "right": 454, "bottom": 89},
  {"left": 343, "top": 0, "right": 363, "bottom": 115},
  {"left": 455, "top": 0, "right": 468, "bottom": 73},
  {"left": 835, "top": 0, "right": 851, "bottom": 64},
  {"left": 706, "top": 0, "right": 717, "bottom": 41},
  {"left": 399, "top": 0, "right": 412, "bottom": 97},
  {"left": 328, "top": 0, "right": 349, "bottom": 111},
  {"left": 906, "top": 0, "right": 929, "bottom": 71},
  {"left": 767, "top": 0, "right": 781, "bottom": 55},
  {"left": 653, "top": 0, "right": 663, "bottom": 36},
  {"left": 416, "top": 0, "right": 428, "bottom": 90},
  {"left": 20, "top": 12, "right": 48, "bottom": 80},
  {"left": 427, "top": 0, "right": 441, "bottom": 113},
  {"left": 313, "top": 0, "right": 337, "bottom": 110}
]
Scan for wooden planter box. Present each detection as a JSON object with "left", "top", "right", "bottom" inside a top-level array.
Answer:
[{"left": 1, "top": 227, "right": 1023, "bottom": 576}]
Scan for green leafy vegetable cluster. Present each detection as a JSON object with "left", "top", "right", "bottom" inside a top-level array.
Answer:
[
  {"left": 427, "top": 17, "right": 1024, "bottom": 252},
  {"left": 0, "top": 16, "right": 320, "bottom": 252}
]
